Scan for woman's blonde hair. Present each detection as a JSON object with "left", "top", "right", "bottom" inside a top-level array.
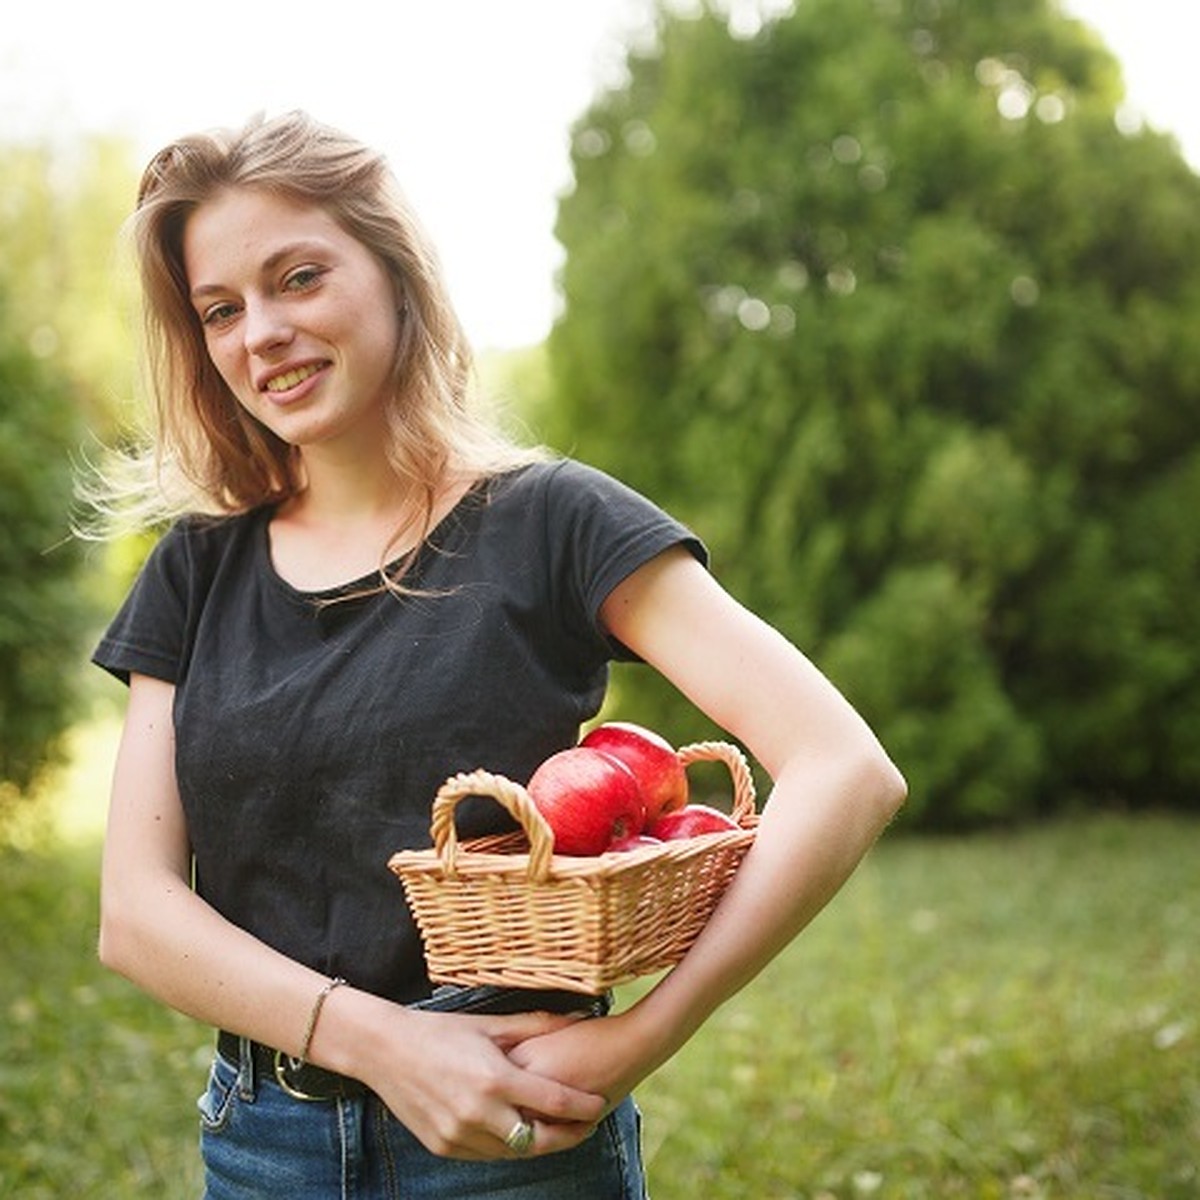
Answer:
[{"left": 101, "top": 110, "right": 538, "bottom": 536}]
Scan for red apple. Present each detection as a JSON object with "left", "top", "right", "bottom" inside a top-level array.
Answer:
[
  {"left": 579, "top": 721, "right": 689, "bottom": 824},
  {"left": 607, "top": 833, "right": 663, "bottom": 853},
  {"left": 526, "top": 746, "right": 645, "bottom": 856},
  {"left": 647, "top": 803, "right": 740, "bottom": 840}
]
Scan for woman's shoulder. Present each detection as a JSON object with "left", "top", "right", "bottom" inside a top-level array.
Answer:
[
  {"left": 155, "top": 506, "right": 264, "bottom": 551},
  {"left": 485, "top": 456, "right": 645, "bottom": 506},
  {"left": 138, "top": 507, "right": 268, "bottom": 585},
  {"left": 478, "top": 456, "right": 701, "bottom": 561}
]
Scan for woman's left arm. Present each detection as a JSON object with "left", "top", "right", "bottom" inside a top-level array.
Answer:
[{"left": 510, "top": 545, "right": 906, "bottom": 1097}]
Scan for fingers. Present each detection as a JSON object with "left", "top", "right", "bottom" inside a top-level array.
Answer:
[
  {"left": 498, "top": 1114, "right": 600, "bottom": 1160},
  {"left": 481, "top": 1009, "right": 586, "bottom": 1051},
  {"left": 505, "top": 1063, "right": 608, "bottom": 1128},
  {"left": 502, "top": 1117, "right": 535, "bottom": 1156},
  {"left": 375, "top": 1012, "right": 606, "bottom": 1160},
  {"left": 475, "top": 1012, "right": 609, "bottom": 1124},
  {"left": 424, "top": 1109, "right": 597, "bottom": 1162}
]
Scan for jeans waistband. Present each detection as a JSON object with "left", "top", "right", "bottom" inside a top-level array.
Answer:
[
  {"left": 216, "top": 1032, "right": 368, "bottom": 1101},
  {"left": 217, "top": 984, "right": 611, "bottom": 1102},
  {"left": 409, "top": 984, "right": 611, "bottom": 1018}
]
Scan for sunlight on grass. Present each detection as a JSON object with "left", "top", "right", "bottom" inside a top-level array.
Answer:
[
  {"left": 4, "top": 714, "right": 119, "bottom": 849},
  {"left": 49, "top": 717, "right": 119, "bottom": 842},
  {"left": 627, "top": 817, "right": 1199, "bottom": 1199}
]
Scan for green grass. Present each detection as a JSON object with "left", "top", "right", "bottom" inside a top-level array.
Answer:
[
  {"left": 3, "top": 723, "right": 1197, "bottom": 1198},
  {"left": 643, "top": 818, "right": 1198, "bottom": 1198},
  {"left": 1, "top": 719, "right": 210, "bottom": 1198}
]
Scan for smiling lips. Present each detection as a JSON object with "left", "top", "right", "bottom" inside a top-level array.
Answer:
[{"left": 263, "top": 362, "right": 325, "bottom": 393}]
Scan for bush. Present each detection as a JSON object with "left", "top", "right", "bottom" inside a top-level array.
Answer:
[
  {"left": 544, "top": 0, "right": 1200, "bottom": 825},
  {"left": 0, "top": 296, "right": 95, "bottom": 817}
]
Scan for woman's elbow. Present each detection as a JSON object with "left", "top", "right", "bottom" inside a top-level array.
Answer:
[
  {"left": 96, "top": 887, "right": 145, "bottom": 981},
  {"left": 861, "top": 745, "right": 907, "bottom": 827},
  {"left": 97, "top": 907, "right": 127, "bottom": 976}
]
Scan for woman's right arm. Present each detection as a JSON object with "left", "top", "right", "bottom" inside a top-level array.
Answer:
[
  {"left": 99, "top": 673, "right": 322, "bottom": 1043},
  {"left": 99, "top": 673, "right": 605, "bottom": 1159}
]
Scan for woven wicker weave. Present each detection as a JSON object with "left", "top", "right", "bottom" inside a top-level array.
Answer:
[{"left": 388, "top": 741, "right": 759, "bottom": 994}]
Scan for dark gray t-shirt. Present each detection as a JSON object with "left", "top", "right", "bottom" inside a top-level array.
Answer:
[{"left": 93, "top": 459, "right": 705, "bottom": 1002}]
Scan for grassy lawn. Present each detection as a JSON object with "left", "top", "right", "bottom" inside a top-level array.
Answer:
[
  {"left": 2, "top": 721, "right": 1197, "bottom": 1198},
  {"left": 635, "top": 816, "right": 1198, "bottom": 1199}
]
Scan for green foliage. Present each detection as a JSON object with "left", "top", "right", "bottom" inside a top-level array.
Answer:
[
  {"left": 1, "top": 840, "right": 207, "bottom": 1197},
  {"left": 478, "top": 341, "right": 555, "bottom": 447},
  {"left": 0, "top": 296, "right": 97, "bottom": 809},
  {"left": 822, "top": 564, "right": 1042, "bottom": 825},
  {"left": 634, "top": 813, "right": 1199, "bottom": 1198},
  {"left": 0, "top": 135, "right": 140, "bottom": 435},
  {"left": 0, "top": 133, "right": 140, "bottom": 818},
  {"left": 543, "top": 0, "right": 1200, "bottom": 825}
]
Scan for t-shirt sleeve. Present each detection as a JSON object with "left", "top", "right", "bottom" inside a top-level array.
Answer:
[
  {"left": 91, "top": 522, "right": 195, "bottom": 686},
  {"left": 541, "top": 459, "right": 708, "bottom": 661}
]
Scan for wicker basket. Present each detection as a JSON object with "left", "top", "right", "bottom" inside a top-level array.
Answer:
[{"left": 388, "top": 741, "right": 758, "bottom": 995}]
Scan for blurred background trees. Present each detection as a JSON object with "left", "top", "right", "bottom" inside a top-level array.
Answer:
[
  {"left": 0, "top": 136, "right": 137, "bottom": 821},
  {"left": 543, "top": 0, "right": 1200, "bottom": 826},
  {"left": 0, "top": 295, "right": 88, "bottom": 809},
  {"left": 2, "top": 0, "right": 1198, "bottom": 831}
]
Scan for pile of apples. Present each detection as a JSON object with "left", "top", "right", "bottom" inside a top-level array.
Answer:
[{"left": 526, "top": 721, "right": 740, "bottom": 856}]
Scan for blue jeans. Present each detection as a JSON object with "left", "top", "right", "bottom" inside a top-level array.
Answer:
[{"left": 197, "top": 996, "right": 648, "bottom": 1198}]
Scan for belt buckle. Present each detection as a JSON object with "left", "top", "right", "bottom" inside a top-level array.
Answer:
[{"left": 272, "top": 1050, "right": 328, "bottom": 1102}]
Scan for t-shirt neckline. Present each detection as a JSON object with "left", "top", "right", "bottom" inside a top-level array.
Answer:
[{"left": 255, "top": 478, "right": 492, "bottom": 604}]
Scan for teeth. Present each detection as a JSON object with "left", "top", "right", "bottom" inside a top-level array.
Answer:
[{"left": 265, "top": 364, "right": 321, "bottom": 393}]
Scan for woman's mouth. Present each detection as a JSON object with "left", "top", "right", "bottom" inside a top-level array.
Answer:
[{"left": 263, "top": 362, "right": 325, "bottom": 393}]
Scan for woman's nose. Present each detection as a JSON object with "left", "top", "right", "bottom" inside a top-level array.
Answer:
[{"left": 243, "top": 298, "right": 294, "bottom": 354}]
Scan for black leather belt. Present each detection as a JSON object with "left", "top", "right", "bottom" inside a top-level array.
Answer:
[
  {"left": 216, "top": 985, "right": 609, "bottom": 1103},
  {"left": 216, "top": 1030, "right": 368, "bottom": 1101}
]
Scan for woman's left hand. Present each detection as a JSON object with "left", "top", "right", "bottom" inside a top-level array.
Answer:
[{"left": 507, "top": 1009, "right": 654, "bottom": 1115}]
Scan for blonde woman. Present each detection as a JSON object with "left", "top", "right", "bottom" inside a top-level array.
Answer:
[{"left": 93, "top": 111, "right": 905, "bottom": 1198}]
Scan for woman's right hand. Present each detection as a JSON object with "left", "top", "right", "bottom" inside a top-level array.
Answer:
[{"left": 312, "top": 990, "right": 608, "bottom": 1160}]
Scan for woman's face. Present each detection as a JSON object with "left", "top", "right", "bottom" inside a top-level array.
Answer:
[{"left": 183, "top": 187, "right": 402, "bottom": 457}]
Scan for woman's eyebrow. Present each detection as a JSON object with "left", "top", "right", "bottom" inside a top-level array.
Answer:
[{"left": 189, "top": 240, "right": 333, "bottom": 299}]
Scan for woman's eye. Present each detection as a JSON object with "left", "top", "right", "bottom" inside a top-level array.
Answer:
[
  {"left": 201, "top": 302, "right": 240, "bottom": 328},
  {"left": 284, "top": 265, "right": 326, "bottom": 292}
]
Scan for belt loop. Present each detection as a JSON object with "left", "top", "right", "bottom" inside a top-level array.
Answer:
[{"left": 236, "top": 1035, "right": 257, "bottom": 1100}]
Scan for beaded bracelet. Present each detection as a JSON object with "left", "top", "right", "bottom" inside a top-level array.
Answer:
[{"left": 295, "top": 976, "right": 347, "bottom": 1066}]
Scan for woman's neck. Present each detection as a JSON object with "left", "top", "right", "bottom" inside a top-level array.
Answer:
[{"left": 268, "top": 451, "right": 472, "bottom": 593}]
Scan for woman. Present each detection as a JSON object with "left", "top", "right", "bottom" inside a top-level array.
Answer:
[{"left": 92, "top": 110, "right": 905, "bottom": 1198}]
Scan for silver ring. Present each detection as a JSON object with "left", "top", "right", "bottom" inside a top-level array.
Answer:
[{"left": 504, "top": 1118, "right": 534, "bottom": 1155}]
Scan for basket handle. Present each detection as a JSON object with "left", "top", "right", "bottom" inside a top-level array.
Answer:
[
  {"left": 430, "top": 740, "right": 755, "bottom": 880},
  {"left": 676, "top": 740, "right": 757, "bottom": 823},
  {"left": 430, "top": 769, "right": 555, "bottom": 883}
]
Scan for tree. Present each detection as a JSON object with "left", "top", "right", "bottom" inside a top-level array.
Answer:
[
  {"left": 543, "top": 0, "right": 1200, "bottom": 825},
  {"left": 0, "top": 134, "right": 137, "bottom": 823},
  {"left": 0, "top": 292, "right": 94, "bottom": 815},
  {"left": 0, "top": 134, "right": 140, "bottom": 436}
]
